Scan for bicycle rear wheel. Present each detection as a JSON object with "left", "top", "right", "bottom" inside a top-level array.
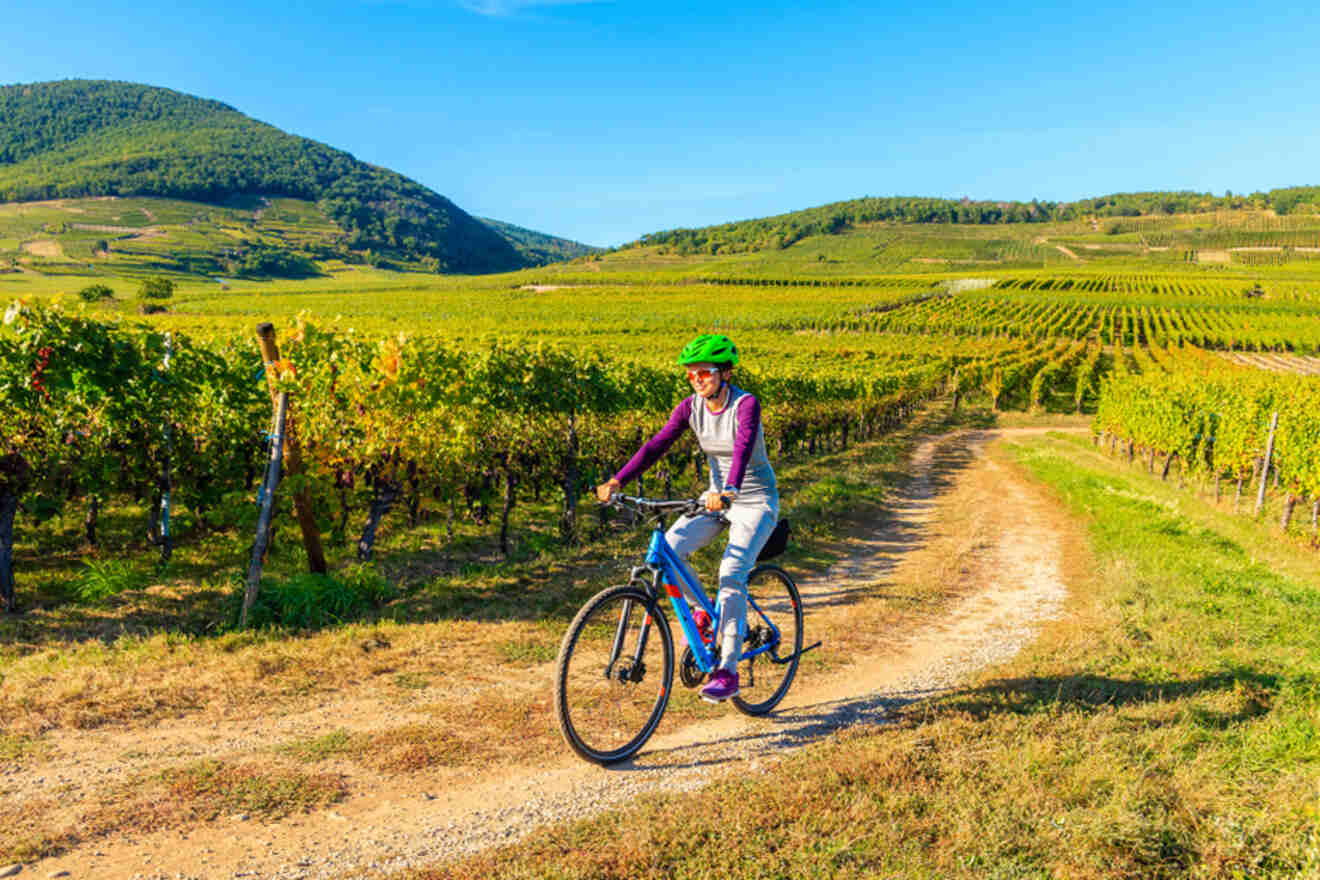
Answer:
[
  {"left": 732, "top": 564, "right": 803, "bottom": 716},
  {"left": 554, "top": 584, "right": 674, "bottom": 764}
]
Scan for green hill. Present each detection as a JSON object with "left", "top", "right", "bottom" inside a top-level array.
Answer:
[
  {"left": 638, "top": 188, "right": 1320, "bottom": 256},
  {"left": 478, "top": 217, "right": 603, "bottom": 263},
  {"left": 0, "top": 79, "right": 538, "bottom": 274}
]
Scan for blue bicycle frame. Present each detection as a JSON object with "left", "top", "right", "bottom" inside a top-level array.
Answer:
[{"left": 639, "top": 519, "right": 781, "bottom": 674}]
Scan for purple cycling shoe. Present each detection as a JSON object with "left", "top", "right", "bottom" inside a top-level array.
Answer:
[{"left": 700, "top": 669, "right": 740, "bottom": 702}]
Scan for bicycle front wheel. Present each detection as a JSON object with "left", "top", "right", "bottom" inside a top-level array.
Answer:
[
  {"left": 554, "top": 585, "right": 674, "bottom": 764},
  {"left": 732, "top": 564, "right": 803, "bottom": 717}
]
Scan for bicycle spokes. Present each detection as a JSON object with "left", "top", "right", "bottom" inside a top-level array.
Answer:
[
  {"left": 555, "top": 586, "right": 674, "bottom": 764},
  {"left": 731, "top": 566, "right": 803, "bottom": 717}
]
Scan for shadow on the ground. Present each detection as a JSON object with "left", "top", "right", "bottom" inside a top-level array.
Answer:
[
  {"left": 620, "top": 666, "right": 1287, "bottom": 771},
  {"left": 940, "top": 667, "right": 1288, "bottom": 725}
]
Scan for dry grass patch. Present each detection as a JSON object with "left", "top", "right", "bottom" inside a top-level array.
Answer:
[
  {"left": 278, "top": 728, "right": 357, "bottom": 763},
  {"left": 495, "top": 632, "right": 558, "bottom": 666},
  {"left": 148, "top": 759, "right": 346, "bottom": 820},
  {"left": 357, "top": 723, "right": 476, "bottom": 772},
  {"left": 0, "top": 621, "right": 465, "bottom": 736},
  {"left": 20, "top": 239, "right": 63, "bottom": 258},
  {"left": 275, "top": 688, "right": 563, "bottom": 773},
  {"left": 382, "top": 689, "right": 559, "bottom": 770},
  {"left": 0, "top": 795, "right": 76, "bottom": 864},
  {"left": 0, "top": 759, "right": 346, "bottom": 863}
]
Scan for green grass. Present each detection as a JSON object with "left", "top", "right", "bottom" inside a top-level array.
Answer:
[
  {"left": 0, "top": 733, "right": 39, "bottom": 762},
  {"left": 496, "top": 636, "right": 558, "bottom": 665},
  {"left": 277, "top": 729, "right": 356, "bottom": 763},
  {"left": 71, "top": 558, "right": 143, "bottom": 602},
  {"left": 403, "top": 431, "right": 1320, "bottom": 880},
  {"left": 236, "top": 566, "right": 397, "bottom": 630}
]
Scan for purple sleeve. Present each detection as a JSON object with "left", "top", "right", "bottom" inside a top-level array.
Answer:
[
  {"left": 612, "top": 398, "right": 693, "bottom": 486},
  {"left": 725, "top": 394, "right": 761, "bottom": 491}
]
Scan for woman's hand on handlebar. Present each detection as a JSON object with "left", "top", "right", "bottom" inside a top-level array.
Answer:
[
  {"left": 596, "top": 478, "right": 621, "bottom": 504},
  {"left": 702, "top": 489, "right": 735, "bottom": 512}
]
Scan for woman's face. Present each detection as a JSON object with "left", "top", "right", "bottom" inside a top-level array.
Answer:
[{"left": 686, "top": 362, "right": 729, "bottom": 398}]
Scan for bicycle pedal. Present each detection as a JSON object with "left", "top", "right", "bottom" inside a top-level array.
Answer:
[{"left": 700, "top": 686, "right": 740, "bottom": 704}]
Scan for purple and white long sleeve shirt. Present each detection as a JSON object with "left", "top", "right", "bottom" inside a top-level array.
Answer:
[{"left": 612, "top": 386, "right": 778, "bottom": 503}]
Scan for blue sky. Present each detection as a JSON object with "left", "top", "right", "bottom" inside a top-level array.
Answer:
[{"left": 3, "top": 0, "right": 1318, "bottom": 246}]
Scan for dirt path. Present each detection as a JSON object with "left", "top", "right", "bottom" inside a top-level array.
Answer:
[
  {"left": 1032, "top": 236, "right": 1083, "bottom": 262},
  {"left": 17, "top": 427, "right": 1086, "bottom": 879}
]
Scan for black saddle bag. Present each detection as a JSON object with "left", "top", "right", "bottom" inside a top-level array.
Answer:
[{"left": 756, "top": 518, "right": 791, "bottom": 561}]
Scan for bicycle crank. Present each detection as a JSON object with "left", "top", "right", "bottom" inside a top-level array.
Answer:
[{"left": 679, "top": 646, "right": 704, "bottom": 688}]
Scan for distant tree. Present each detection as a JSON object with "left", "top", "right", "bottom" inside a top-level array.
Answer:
[
  {"left": 227, "top": 247, "right": 318, "bottom": 279},
  {"left": 77, "top": 283, "right": 113, "bottom": 301},
  {"left": 94, "top": 239, "right": 109, "bottom": 255},
  {"left": 137, "top": 277, "right": 175, "bottom": 300}
]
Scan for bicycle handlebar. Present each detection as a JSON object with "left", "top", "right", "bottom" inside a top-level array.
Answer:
[{"left": 609, "top": 494, "right": 730, "bottom": 521}]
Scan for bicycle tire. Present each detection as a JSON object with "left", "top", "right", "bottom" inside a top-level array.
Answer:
[
  {"left": 731, "top": 564, "right": 803, "bottom": 717},
  {"left": 554, "top": 584, "right": 674, "bottom": 764}
]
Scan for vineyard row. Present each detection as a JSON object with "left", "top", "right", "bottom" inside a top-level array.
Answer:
[
  {"left": 1092, "top": 344, "right": 1320, "bottom": 520},
  {"left": 1, "top": 303, "right": 1114, "bottom": 610}
]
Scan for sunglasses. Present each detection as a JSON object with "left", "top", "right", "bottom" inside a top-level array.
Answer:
[{"left": 686, "top": 366, "right": 722, "bottom": 381}]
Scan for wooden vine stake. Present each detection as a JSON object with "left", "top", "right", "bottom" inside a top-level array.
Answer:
[
  {"left": 158, "top": 332, "right": 174, "bottom": 565},
  {"left": 256, "top": 323, "right": 327, "bottom": 574},
  {"left": 1281, "top": 494, "right": 1298, "bottom": 531},
  {"left": 1254, "top": 411, "right": 1279, "bottom": 519},
  {"left": 242, "top": 392, "right": 288, "bottom": 627}
]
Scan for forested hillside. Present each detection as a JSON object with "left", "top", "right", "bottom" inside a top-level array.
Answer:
[
  {"left": 479, "top": 217, "right": 603, "bottom": 262},
  {"left": 641, "top": 187, "right": 1320, "bottom": 255},
  {"left": 0, "top": 80, "right": 527, "bottom": 273}
]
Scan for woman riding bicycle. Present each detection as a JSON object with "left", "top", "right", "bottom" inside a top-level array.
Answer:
[{"left": 596, "top": 333, "right": 779, "bottom": 703}]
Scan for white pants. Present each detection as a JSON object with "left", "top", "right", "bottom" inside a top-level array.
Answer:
[{"left": 665, "top": 497, "right": 779, "bottom": 673}]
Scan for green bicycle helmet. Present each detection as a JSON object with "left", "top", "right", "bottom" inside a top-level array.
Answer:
[{"left": 677, "top": 333, "right": 739, "bottom": 367}]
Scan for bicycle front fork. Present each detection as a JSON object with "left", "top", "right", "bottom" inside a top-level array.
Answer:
[{"left": 606, "top": 594, "right": 653, "bottom": 683}]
